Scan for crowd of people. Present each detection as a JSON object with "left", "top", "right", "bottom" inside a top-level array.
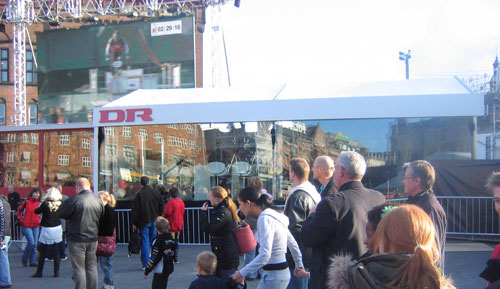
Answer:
[{"left": 2, "top": 151, "right": 500, "bottom": 289}]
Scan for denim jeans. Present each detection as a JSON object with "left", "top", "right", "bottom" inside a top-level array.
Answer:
[
  {"left": 0, "top": 243, "right": 11, "bottom": 287},
  {"left": 140, "top": 222, "right": 156, "bottom": 268},
  {"left": 244, "top": 248, "right": 258, "bottom": 279},
  {"left": 21, "top": 226, "right": 39, "bottom": 265},
  {"left": 216, "top": 267, "right": 237, "bottom": 281},
  {"left": 257, "top": 268, "right": 290, "bottom": 289},
  {"left": 287, "top": 268, "right": 308, "bottom": 289},
  {"left": 98, "top": 255, "right": 114, "bottom": 286},
  {"left": 68, "top": 241, "right": 98, "bottom": 289}
]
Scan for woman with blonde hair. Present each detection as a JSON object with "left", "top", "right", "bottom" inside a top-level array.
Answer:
[
  {"left": 327, "top": 204, "right": 455, "bottom": 289},
  {"left": 200, "top": 186, "right": 240, "bottom": 280},
  {"left": 32, "top": 187, "right": 63, "bottom": 277},
  {"left": 96, "top": 191, "right": 117, "bottom": 289}
]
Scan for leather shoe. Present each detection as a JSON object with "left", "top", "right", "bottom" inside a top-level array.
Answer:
[
  {"left": 32, "top": 272, "right": 42, "bottom": 277},
  {"left": 29, "top": 263, "right": 37, "bottom": 267}
]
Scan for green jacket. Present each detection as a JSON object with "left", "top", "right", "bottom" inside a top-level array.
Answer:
[{"left": 328, "top": 254, "right": 456, "bottom": 289}]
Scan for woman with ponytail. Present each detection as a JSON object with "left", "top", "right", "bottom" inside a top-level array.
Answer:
[
  {"left": 200, "top": 186, "right": 240, "bottom": 280},
  {"left": 231, "top": 186, "right": 304, "bottom": 289},
  {"left": 327, "top": 204, "right": 455, "bottom": 289},
  {"left": 97, "top": 191, "right": 117, "bottom": 289}
]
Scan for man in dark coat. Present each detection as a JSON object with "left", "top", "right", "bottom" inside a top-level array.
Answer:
[
  {"left": 7, "top": 185, "right": 20, "bottom": 211},
  {"left": 58, "top": 177, "right": 104, "bottom": 289},
  {"left": 403, "top": 160, "right": 446, "bottom": 271},
  {"left": 131, "top": 176, "right": 165, "bottom": 269},
  {"left": 311, "top": 155, "right": 338, "bottom": 199},
  {"left": 301, "top": 151, "right": 385, "bottom": 289}
]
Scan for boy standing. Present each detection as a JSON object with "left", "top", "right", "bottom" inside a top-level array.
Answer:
[
  {"left": 143, "top": 217, "right": 175, "bottom": 289},
  {"left": 188, "top": 251, "right": 228, "bottom": 289}
]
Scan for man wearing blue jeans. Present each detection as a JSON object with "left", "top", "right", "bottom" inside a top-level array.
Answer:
[
  {"left": 59, "top": 178, "right": 104, "bottom": 289},
  {"left": 0, "top": 195, "right": 12, "bottom": 288},
  {"left": 131, "top": 176, "right": 164, "bottom": 269}
]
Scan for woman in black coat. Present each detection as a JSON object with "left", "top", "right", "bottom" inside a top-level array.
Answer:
[{"left": 200, "top": 186, "right": 240, "bottom": 280}]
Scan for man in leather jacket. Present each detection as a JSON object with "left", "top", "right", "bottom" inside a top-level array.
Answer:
[{"left": 284, "top": 158, "right": 321, "bottom": 289}]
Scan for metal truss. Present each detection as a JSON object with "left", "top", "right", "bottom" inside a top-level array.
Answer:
[
  {"left": 3, "top": 0, "right": 228, "bottom": 125},
  {"left": 2, "top": 0, "right": 227, "bottom": 23}
]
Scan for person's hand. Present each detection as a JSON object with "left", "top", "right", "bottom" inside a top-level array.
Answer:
[
  {"left": 310, "top": 205, "right": 317, "bottom": 213},
  {"left": 230, "top": 270, "right": 244, "bottom": 283},
  {"left": 201, "top": 202, "right": 209, "bottom": 211},
  {"left": 294, "top": 267, "right": 309, "bottom": 278},
  {"left": 143, "top": 274, "right": 147, "bottom": 279}
]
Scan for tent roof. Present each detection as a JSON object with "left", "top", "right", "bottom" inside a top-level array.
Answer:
[{"left": 94, "top": 77, "right": 483, "bottom": 126}]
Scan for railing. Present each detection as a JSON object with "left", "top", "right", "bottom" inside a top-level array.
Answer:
[
  {"left": 8, "top": 196, "right": 500, "bottom": 245},
  {"left": 384, "top": 196, "right": 500, "bottom": 238}
]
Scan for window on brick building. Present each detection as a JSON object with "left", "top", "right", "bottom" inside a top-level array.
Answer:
[
  {"left": 29, "top": 103, "right": 37, "bottom": 124},
  {"left": 6, "top": 172, "right": 15, "bottom": 184},
  {"left": 82, "top": 156, "right": 91, "bottom": 167},
  {"left": 21, "top": 151, "right": 30, "bottom": 163},
  {"left": 123, "top": 145, "right": 135, "bottom": 160},
  {"left": 105, "top": 144, "right": 117, "bottom": 157},
  {"left": 122, "top": 126, "right": 131, "bottom": 139},
  {"left": 139, "top": 129, "right": 148, "bottom": 141},
  {"left": 6, "top": 152, "right": 15, "bottom": 163},
  {"left": 31, "top": 133, "right": 39, "bottom": 145},
  {"left": 82, "top": 138, "right": 91, "bottom": 149},
  {"left": 104, "top": 127, "right": 115, "bottom": 137},
  {"left": 26, "top": 50, "right": 37, "bottom": 83},
  {"left": 1, "top": 49, "right": 8, "bottom": 82},
  {"left": 0, "top": 98, "right": 5, "bottom": 125},
  {"left": 59, "top": 135, "right": 70, "bottom": 146},
  {"left": 58, "top": 154, "right": 70, "bottom": 166},
  {"left": 153, "top": 132, "right": 164, "bottom": 144},
  {"left": 7, "top": 133, "right": 16, "bottom": 142},
  {"left": 22, "top": 133, "right": 29, "bottom": 142}
]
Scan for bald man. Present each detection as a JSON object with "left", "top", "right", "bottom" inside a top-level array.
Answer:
[
  {"left": 311, "top": 156, "right": 338, "bottom": 199},
  {"left": 59, "top": 178, "right": 104, "bottom": 289}
]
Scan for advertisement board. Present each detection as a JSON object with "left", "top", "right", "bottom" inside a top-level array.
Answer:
[{"left": 37, "top": 16, "right": 195, "bottom": 123}]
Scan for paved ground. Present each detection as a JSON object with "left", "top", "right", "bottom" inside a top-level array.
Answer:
[{"left": 3, "top": 240, "right": 496, "bottom": 289}]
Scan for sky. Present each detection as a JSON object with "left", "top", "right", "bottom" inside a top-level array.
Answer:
[
  {"left": 200, "top": 0, "right": 500, "bottom": 151},
  {"left": 206, "top": 0, "right": 500, "bottom": 87}
]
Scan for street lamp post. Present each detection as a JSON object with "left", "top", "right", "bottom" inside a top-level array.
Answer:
[{"left": 399, "top": 50, "right": 411, "bottom": 80}]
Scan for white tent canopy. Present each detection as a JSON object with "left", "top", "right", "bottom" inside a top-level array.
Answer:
[{"left": 93, "top": 77, "right": 483, "bottom": 127}]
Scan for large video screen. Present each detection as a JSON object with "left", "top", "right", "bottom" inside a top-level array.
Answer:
[{"left": 37, "top": 16, "right": 195, "bottom": 123}]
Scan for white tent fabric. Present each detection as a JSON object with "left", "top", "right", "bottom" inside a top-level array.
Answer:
[{"left": 94, "top": 77, "right": 483, "bottom": 126}]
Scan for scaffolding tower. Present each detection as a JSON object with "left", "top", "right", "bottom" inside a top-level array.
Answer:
[{"left": 2, "top": 0, "right": 228, "bottom": 125}]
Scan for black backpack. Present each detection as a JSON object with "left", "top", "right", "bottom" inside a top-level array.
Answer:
[{"left": 128, "top": 229, "right": 141, "bottom": 256}]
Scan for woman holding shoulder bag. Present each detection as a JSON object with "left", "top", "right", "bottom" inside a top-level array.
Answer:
[
  {"left": 97, "top": 191, "right": 117, "bottom": 289},
  {"left": 200, "top": 186, "right": 240, "bottom": 280}
]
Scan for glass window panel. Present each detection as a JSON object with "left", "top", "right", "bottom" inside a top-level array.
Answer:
[
  {"left": 1, "top": 71, "right": 7, "bottom": 82},
  {"left": 1, "top": 61, "right": 7, "bottom": 70},
  {"left": 43, "top": 130, "right": 93, "bottom": 187},
  {"left": 0, "top": 103, "right": 5, "bottom": 124},
  {"left": 0, "top": 132, "right": 39, "bottom": 187},
  {"left": 1, "top": 49, "right": 7, "bottom": 58},
  {"left": 27, "top": 62, "right": 33, "bottom": 70}
]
